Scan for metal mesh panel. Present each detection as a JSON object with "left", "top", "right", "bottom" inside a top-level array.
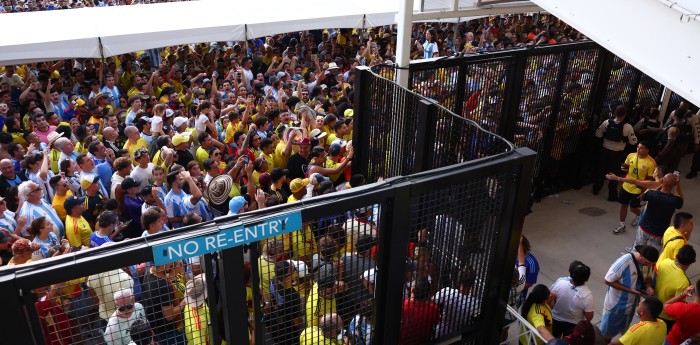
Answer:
[
  {"left": 542, "top": 49, "right": 599, "bottom": 187},
  {"left": 410, "top": 64, "right": 461, "bottom": 111},
  {"left": 361, "top": 74, "right": 422, "bottom": 181},
  {"left": 402, "top": 172, "right": 508, "bottom": 343},
  {"left": 514, "top": 53, "right": 563, "bottom": 180},
  {"left": 431, "top": 106, "right": 513, "bottom": 170},
  {"left": 254, "top": 204, "right": 381, "bottom": 345},
  {"left": 461, "top": 59, "right": 510, "bottom": 132},
  {"left": 603, "top": 56, "right": 638, "bottom": 122},
  {"left": 635, "top": 73, "right": 663, "bottom": 119},
  {"left": 36, "top": 258, "right": 212, "bottom": 345}
]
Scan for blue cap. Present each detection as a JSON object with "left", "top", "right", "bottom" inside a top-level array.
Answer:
[{"left": 228, "top": 196, "right": 246, "bottom": 215}]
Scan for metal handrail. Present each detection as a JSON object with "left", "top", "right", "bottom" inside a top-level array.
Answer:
[{"left": 500, "top": 304, "right": 547, "bottom": 345}]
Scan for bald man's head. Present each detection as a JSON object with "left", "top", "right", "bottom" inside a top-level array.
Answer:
[
  {"left": 319, "top": 313, "right": 343, "bottom": 338},
  {"left": 662, "top": 173, "right": 679, "bottom": 190},
  {"left": 103, "top": 126, "right": 117, "bottom": 141}
]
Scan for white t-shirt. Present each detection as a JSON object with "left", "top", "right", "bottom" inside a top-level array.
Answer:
[
  {"left": 433, "top": 287, "right": 479, "bottom": 337},
  {"left": 195, "top": 113, "right": 209, "bottom": 134},
  {"left": 130, "top": 163, "right": 155, "bottom": 189},
  {"left": 550, "top": 277, "right": 594, "bottom": 324},
  {"left": 103, "top": 303, "right": 146, "bottom": 345},
  {"left": 87, "top": 269, "right": 134, "bottom": 321}
]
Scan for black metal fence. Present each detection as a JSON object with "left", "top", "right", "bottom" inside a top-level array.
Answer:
[
  {"left": 0, "top": 70, "right": 534, "bottom": 345},
  {"left": 404, "top": 41, "right": 667, "bottom": 197}
]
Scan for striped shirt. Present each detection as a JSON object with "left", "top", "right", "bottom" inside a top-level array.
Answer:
[
  {"left": 0, "top": 210, "right": 17, "bottom": 234},
  {"left": 27, "top": 170, "right": 56, "bottom": 204},
  {"left": 164, "top": 189, "right": 186, "bottom": 227},
  {"left": 31, "top": 232, "right": 59, "bottom": 261},
  {"left": 18, "top": 200, "right": 64, "bottom": 238},
  {"left": 182, "top": 197, "right": 213, "bottom": 222},
  {"left": 604, "top": 253, "right": 642, "bottom": 312}
]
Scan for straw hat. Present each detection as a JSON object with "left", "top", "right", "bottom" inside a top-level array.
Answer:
[
  {"left": 47, "top": 131, "right": 66, "bottom": 147},
  {"left": 207, "top": 175, "right": 232, "bottom": 206},
  {"left": 185, "top": 275, "right": 207, "bottom": 308}
]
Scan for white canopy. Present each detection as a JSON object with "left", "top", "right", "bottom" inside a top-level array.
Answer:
[
  {"left": 0, "top": 0, "right": 398, "bottom": 65},
  {"left": 531, "top": 0, "right": 700, "bottom": 107}
]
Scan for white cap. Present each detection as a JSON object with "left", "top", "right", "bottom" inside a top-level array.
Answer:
[{"left": 173, "top": 117, "right": 188, "bottom": 128}]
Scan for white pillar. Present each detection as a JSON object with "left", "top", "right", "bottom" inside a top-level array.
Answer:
[
  {"left": 659, "top": 86, "right": 673, "bottom": 124},
  {"left": 396, "top": 0, "right": 415, "bottom": 88}
]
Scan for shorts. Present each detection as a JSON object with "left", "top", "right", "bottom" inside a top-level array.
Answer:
[
  {"left": 618, "top": 189, "right": 642, "bottom": 208},
  {"left": 600, "top": 307, "right": 635, "bottom": 337},
  {"left": 633, "top": 227, "right": 663, "bottom": 253}
]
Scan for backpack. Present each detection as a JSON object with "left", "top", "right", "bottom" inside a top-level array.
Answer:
[
  {"left": 604, "top": 119, "right": 625, "bottom": 143},
  {"left": 659, "top": 122, "right": 693, "bottom": 148},
  {"left": 673, "top": 122, "right": 693, "bottom": 144}
]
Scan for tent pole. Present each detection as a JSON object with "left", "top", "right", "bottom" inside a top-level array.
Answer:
[
  {"left": 98, "top": 37, "right": 106, "bottom": 86},
  {"left": 396, "top": 0, "right": 414, "bottom": 87},
  {"left": 244, "top": 24, "right": 250, "bottom": 58}
]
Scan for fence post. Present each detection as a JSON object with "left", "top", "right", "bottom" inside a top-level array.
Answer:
[
  {"left": 500, "top": 50, "right": 527, "bottom": 141},
  {"left": 0, "top": 276, "right": 35, "bottom": 345},
  {"left": 483, "top": 147, "right": 537, "bottom": 344},
  {"left": 454, "top": 60, "right": 467, "bottom": 116},
  {"left": 373, "top": 184, "right": 411, "bottom": 345},
  {"left": 217, "top": 246, "right": 250, "bottom": 345},
  {"left": 414, "top": 99, "right": 438, "bottom": 173},
  {"left": 352, "top": 66, "right": 372, "bottom": 179},
  {"left": 533, "top": 50, "right": 570, "bottom": 197},
  {"left": 575, "top": 47, "right": 614, "bottom": 187}
]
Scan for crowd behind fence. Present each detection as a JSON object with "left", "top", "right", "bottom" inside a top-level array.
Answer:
[
  {"left": 0, "top": 70, "right": 534, "bottom": 345},
  {"left": 400, "top": 41, "right": 674, "bottom": 197}
]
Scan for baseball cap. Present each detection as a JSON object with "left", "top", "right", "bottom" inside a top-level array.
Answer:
[
  {"left": 173, "top": 117, "right": 188, "bottom": 128},
  {"left": 634, "top": 245, "right": 660, "bottom": 263},
  {"left": 172, "top": 132, "right": 191, "bottom": 146},
  {"left": 63, "top": 196, "right": 86, "bottom": 214},
  {"left": 329, "top": 143, "right": 342, "bottom": 156},
  {"left": 344, "top": 109, "right": 354, "bottom": 117},
  {"left": 289, "top": 178, "right": 309, "bottom": 193},
  {"left": 80, "top": 174, "right": 99, "bottom": 190},
  {"left": 276, "top": 71, "right": 286, "bottom": 79},
  {"left": 120, "top": 177, "right": 140, "bottom": 191}
]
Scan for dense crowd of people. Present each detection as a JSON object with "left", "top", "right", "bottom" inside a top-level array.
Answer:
[
  {"left": 0, "top": 6, "right": 697, "bottom": 345},
  {"left": 1, "top": 0, "right": 192, "bottom": 13}
]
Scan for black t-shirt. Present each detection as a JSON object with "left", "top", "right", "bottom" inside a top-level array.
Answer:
[
  {"left": 640, "top": 190, "right": 684, "bottom": 236},
  {"left": 286, "top": 153, "right": 309, "bottom": 180},
  {"left": 141, "top": 272, "right": 178, "bottom": 336},
  {"left": 176, "top": 149, "right": 195, "bottom": 168},
  {"left": 270, "top": 283, "right": 302, "bottom": 343}
]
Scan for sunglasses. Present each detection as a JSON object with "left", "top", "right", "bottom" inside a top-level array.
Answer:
[
  {"left": 212, "top": 152, "right": 221, "bottom": 156},
  {"left": 30, "top": 187, "right": 42, "bottom": 193},
  {"left": 117, "top": 304, "right": 134, "bottom": 312}
]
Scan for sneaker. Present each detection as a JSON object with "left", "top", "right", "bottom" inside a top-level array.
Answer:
[
  {"left": 631, "top": 216, "right": 640, "bottom": 226},
  {"left": 687, "top": 171, "right": 697, "bottom": 179},
  {"left": 613, "top": 224, "right": 626, "bottom": 234}
]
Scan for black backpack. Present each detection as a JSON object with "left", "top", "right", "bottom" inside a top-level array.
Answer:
[
  {"left": 659, "top": 122, "right": 693, "bottom": 148},
  {"left": 604, "top": 119, "right": 625, "bottom": 143},
  {"left": 674, "top": 122, "right": 693, "bottom": 144}
]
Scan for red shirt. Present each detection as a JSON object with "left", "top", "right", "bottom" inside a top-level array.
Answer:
[
  {"left": 399, "top": 299, "right": 440, "bottom": 345},
  {"left": 665, "top": 301, "right": 700, "bottom": 345}
]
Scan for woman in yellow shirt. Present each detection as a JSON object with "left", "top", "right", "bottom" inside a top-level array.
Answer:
[{"left": 520, "top": 284, "right": 556, "bottom": 345}]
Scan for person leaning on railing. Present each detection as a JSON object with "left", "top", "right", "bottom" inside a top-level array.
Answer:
[{"left": 519, "top": 284, "right": 556, "bottom": 345}]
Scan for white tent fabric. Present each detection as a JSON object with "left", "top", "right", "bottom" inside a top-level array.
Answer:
[
  {"left": 531, "top": 0, "right": 700, "bottom": 107},
  {"left": 0, "top": 0, "right": 397, "bottom": 66}
]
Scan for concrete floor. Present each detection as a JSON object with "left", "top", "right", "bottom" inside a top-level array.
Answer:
[{"left": 522, "top": 154, "right": 700, "bottom": 335}]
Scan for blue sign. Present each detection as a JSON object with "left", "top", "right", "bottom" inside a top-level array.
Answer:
[{"left": 152, "top": 212, "right": 302, "bottom": 265}]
